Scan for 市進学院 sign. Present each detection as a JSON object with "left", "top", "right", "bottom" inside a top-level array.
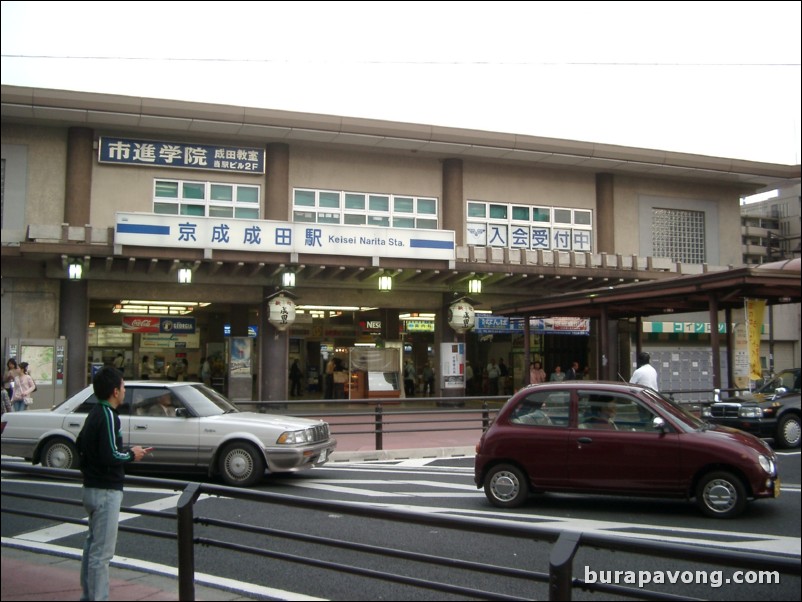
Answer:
[{"left": 99, "top": 137, "right": 265, "bottom": 174}]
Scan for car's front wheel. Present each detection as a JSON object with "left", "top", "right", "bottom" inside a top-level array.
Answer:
[
  {"left": 41, "top": 438, "right": 79, "bottom": 469},
  {"left": 695, "top": 471, "right": 747, "bottom": 518},
  {"left": 218, "top": 442, "right": 265, "bottom": 487},
  {"left": 776, "top": 414, "right": 801, "bottom": 449},
  {"left": 484, "top": 464, "right": 529, "bottom": 508}
]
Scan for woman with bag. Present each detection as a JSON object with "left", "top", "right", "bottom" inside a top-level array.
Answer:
[{"left": 11, "top": 362, "right": 36, "bottom": 411}]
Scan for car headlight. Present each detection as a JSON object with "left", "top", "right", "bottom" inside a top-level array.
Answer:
[
  {"left": 738, "top": 406, "right": 762, "bottom": 418},
  {"left": 277, "top": 429, "right": 315, "bottom": 444},
  {"left": 758, "top": 454, "right": 775, "bottom": 475}
]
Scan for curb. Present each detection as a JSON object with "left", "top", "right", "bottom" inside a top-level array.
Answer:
[{"left": 330, "top": 445, "right": 475, "bottom": 463}]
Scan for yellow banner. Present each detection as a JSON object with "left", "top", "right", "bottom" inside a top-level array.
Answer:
[{"left": 746, "top": 299, "right": 766, "bottom": 380}]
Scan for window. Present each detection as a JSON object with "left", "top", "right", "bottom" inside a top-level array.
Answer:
[
  {"left": 651, "top": 208, "right": 705, "bottom": 264},
  {"left": 466, "top": 201, "right": 593, "bottom": 252},
  {"left": 578, "top": 392, "right": 656, "bottom": 432},
  {"left": 292, "top": 189, "right": 439, "bottom": 229},
  {"left": 510, "top": 390, "right": 570, "bottom": 426},
  {"left": 154, "top": 179, "right": 260, "bottom": 219}
]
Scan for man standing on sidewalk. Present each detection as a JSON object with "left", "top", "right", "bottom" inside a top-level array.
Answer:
[
  {"left": 630, "top": 351, "right": 659, "bottom": 391},
  {"left": 77, "top": 367, "right": 149, "bottom": 601}
]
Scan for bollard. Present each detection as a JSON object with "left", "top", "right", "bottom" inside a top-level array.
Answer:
[
  {"left": 549, "top": 531, "right": 580, "bottom": 601},
  {"left": 375, "top": 403, "right": 383, "bottom": 450},
  {"left": 177, "top": 482, "right": 202, "bottom": 601}
]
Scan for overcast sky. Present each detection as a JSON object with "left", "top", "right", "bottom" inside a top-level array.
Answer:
[{"left": 1, "top": 1, "right": 800, "bottom": 166}]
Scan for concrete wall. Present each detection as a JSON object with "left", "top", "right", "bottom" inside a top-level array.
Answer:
[{"left": 1, "top": 124, "right": 67, "bottom": 240}]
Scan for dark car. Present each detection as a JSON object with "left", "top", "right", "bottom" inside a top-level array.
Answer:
[
  {"left": 474, "top": 382, "right": 779, "bottom": 518},
  {"left": 702, "top": 368, "right": 800, "bottom": 449}
]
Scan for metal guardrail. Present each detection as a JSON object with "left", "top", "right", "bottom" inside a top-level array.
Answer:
[
  {"left": 2, "top": 462, "right": 799, "bottom": 601},
  {"left": 238, "top": 387, "right": 735, "bottom": 452}
]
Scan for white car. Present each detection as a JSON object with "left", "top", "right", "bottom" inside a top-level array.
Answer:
[{"left": 1, "top": 381, "right": 336, "bottom": 487}]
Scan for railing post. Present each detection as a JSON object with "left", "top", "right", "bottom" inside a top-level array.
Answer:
[
  {"left": 177, "top": 482, "right": 202, "bottom": 601},
  {"left": 482, "top": 401, "right": 490, "bottom": 430},
  {"left": 549, "top": 530, "right": 580, "bottom": 601},
  {"left": 375, "top": 403, "right": 383, "bottom": 450}
]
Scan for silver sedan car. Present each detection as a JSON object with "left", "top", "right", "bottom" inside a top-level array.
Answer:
[{"left": 1, "top": 381, "right": 336, "bottom": 487}]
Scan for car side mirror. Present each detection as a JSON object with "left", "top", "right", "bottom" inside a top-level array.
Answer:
[
  {"left": 652, "top": 416, "right": 666, "bottom": 432},
  {"left": 770, "top": 387, "right": 787, "bottom": 401},
  {"left": 175, "top": 408, "right": 189, "bottom": 418}
]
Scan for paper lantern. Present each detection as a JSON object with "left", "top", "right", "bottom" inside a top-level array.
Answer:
[
  {"left": 268, "top": 293, "right": 296, "bottom": 331},
  {"left": 448, "top": 299, "right": 475, "bottom": 333}
]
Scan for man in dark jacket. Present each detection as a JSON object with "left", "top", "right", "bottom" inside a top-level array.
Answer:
[{"left": 77, "top": 367, "right": 149, "bottom": 601}]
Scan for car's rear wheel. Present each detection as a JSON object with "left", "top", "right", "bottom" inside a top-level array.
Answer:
[
  {"left": 776, "top": 414, "right": 801, "bottom": 449},
  {"left": 218, "top": 442, "right": 265, "bottom": 487},
  {"left": 484, "top": 464, "right": 529, "bottom": 508},
  {"left": 695, "top": 471, "right": 747, "bottom": 518},
  {"left": 41, "top": 438, "right": 79, "bottom": 469}
]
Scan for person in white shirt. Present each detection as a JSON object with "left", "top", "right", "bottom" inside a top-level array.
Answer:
[{"left": 630, "top": 351, "right": 658, "bottom": 391}]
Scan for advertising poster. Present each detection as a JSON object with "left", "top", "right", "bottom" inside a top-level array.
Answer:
[
  {"left": 229, "top": 337, "right": 252, "bottom": 376},
  {"left": 21, "top": 344, "right": 54, "bottom": 386},
  {"left": 745, "top": 298, "right": 766, "bottom": 381},
  {"left": 440, "top": 343, "right": 465, "bottom": 389},
  {"left": 732, "top": 323, "right": 749, "bottom": 390}
]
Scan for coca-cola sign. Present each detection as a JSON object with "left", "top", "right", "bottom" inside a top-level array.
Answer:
[{"left": 122, "top": 316, "right": 161, "bottom": 333}]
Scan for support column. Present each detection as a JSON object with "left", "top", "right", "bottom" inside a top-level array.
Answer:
[
  {"left": 595, "top": 173, "right": 615, "bottom": 254},
  {"left": 442, "top": 159, "right": 464, "bottom": 245},
  {"left": 725, "top": 307, "right": 734, "bottom": 391},
  {"left": 523, "top": 316, "right": 531, "bottom": 385},
  {"left": 260, "top": 289, "right": 290, "bottom": 404},
  {"left": 65, "top": 127, "right": 93, "bottom": 226},
  {"left": 709, "top": 295, "right": 721, "bottom": 389},
  {"left": 599, "top": 306, "right": 610, "bottom": 381},
  {"left": 382, "top": 308, "right": 399, "bottom": 342},
  {"left": 59, "top": 280, "right": 88, "bottom": 396},
  {"left": 265, "top": 143, "right": 290, "bottom": 221}
]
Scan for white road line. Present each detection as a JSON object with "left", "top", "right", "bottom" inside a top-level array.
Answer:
[{"left": 355, "top": 501, "right": 802, "bottom": 557}]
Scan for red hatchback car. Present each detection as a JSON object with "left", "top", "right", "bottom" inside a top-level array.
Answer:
[{"left": 474, "top": 382, "right": 780, "bottom": 518}]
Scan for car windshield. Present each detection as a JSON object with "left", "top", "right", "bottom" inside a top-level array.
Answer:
[
  {"left": 757, "top": 370, "right": 800, "bottom": 394},
  {"left": 178, "top": 384, "right": 240, "bottom": 417},
  {"left": 640, "top": 388, "right": 705, "bottom": 432}
]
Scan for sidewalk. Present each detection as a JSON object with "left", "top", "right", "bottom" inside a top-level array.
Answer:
[{"left": 2, "top": 427, "right": 479, "bottom": 601}]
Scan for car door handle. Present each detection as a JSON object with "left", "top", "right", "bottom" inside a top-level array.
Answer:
[
  {"left": 135, "top": 425, "right": 148, "bottom": 430},
  {"left": 577, "top": 437, "right": 593, "bottom": 444}
]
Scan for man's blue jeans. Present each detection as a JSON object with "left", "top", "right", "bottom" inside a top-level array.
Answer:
[{"left": 80, "top": 487, "right": 124, "bottom": 601}]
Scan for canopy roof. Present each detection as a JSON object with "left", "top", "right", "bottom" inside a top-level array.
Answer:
[{"left": 494, "top": 259, "right": 801, "bottom": 319}]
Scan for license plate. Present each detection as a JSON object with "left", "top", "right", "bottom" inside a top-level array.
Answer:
[
  {"left": 774, "top": 477, "right": 781, "bottom": 498},
  {"left": 319, "top": 448, "right": 328, "bottom": 463}
]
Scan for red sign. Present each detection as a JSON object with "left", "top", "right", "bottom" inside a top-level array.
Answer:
[{"left": 122, "top": 316, "right": 161, "bottom": 333}]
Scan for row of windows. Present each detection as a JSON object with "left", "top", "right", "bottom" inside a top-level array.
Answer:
[
  {"left": 467, "top": 201, "right": 592, "bottom": 226},
  {"left": 154, "top": 180, "right": 260, "bottom": 219},
  {"left": 292, "top": 189, "right": 439, "bottom": 229},
  {"left": 150, "top": 181, "right": 600, "bottom": 251}
]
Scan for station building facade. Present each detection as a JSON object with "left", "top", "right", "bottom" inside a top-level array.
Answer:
[{"left": 2, "top": 85, "right": 799, "bottom": 404}]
